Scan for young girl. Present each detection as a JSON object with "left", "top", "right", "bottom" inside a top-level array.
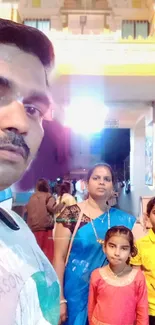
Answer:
[{"left": 88, "top": 226, "right": 149, "bottom": 325}]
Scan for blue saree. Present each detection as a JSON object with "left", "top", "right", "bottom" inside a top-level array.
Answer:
[{"left": 63, "top": 208, "right": 136, "bottom": 325}]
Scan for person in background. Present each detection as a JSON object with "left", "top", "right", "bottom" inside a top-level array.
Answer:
[
  {"left": 63, "top": 182, "right": 76, "bottom": 206},
  {"left": 53, "top": 163, "right": 136, "bottom": 325},
  {"left": 72, "top": 178, "right": 77, "bottom": 197},
  {"left": 27, "top": 178, "right": 56, "bottom": 262},
  {"left": 62, "top": 176, "right": 74, "bottom": 196},
  {"left": 131, "top": 197, "right": 155, "bottom": 325},
  {"left": 55, "top": 182, "right": 76, "bottom": 218},
  {"left": 88, "top": 226, "right": 148, "bottom": 325},
  {"left": 75, "top": 178, "right": 88, "bottom": 202},
  {"left": 0, "top": 18, "right": 60, "bottom": 324}
]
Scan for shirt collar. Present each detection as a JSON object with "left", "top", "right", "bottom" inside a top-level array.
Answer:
[{"left": 148, "top": 228, "right": 155, "bottom": 243}]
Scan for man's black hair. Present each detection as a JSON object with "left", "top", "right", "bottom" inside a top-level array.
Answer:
[{"left": 0, "top": 18, "right": 54, "bottom": 67}]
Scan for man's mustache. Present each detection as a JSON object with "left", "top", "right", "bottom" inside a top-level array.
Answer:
[{"left": 0, "top": 130, "right": 30, "bottom": 160}]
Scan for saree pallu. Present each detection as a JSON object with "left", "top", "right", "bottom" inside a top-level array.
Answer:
[{"left": 63, "top": 208, "right": 135, "bottom": 325}]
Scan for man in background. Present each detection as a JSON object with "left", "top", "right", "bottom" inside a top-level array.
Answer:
[{"left": 75, "top": 178, "right": 88, "bottom": 202}]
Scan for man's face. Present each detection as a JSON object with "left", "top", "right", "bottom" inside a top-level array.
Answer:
[{"left": 0, "top": 44, "right": 51, "bottom": 190}]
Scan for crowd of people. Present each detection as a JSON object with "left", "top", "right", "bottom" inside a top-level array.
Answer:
[
  {"left": 24, "top": 163, "right": 154, "bottom": 325},
  {"left": 0, "top": 17, "right": 154, "bottom": 325}
]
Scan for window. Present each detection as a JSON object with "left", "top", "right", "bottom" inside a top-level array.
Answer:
[
  {"left": 122, "top": 20, "right": 149, "bottom": 39},
  {"left": 24, "top": 19, "right": 50, "bottom": 32},
  {"left": 32, "top": 0, "right": 41, "bottom": 7}
]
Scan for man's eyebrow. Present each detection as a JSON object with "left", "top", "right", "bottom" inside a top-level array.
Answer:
[
  {"left": 23, "top": 91, "right": 51, "bottom": 108},
  {"left": 0, "top": 76, "right": 14, "bottom": 89},
  {"left": 0, "top": 76, "right": 51, "bottom": 109}
]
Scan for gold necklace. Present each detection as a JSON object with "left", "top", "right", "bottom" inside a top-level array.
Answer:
[
  {"left": 108, "top": 264, "right": 126, "bottom": 278},
  {"left": 91, "top": 210, "right": 110, "bottom": 244}
]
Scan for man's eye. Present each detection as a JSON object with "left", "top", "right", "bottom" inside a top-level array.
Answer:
[{"left": 24, "top": 104, "right": 42, "bottom": 119}]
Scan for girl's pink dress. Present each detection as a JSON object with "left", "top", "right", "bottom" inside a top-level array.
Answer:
[{"left": 88, "top": 268, "right": 149, "bottom": 325}]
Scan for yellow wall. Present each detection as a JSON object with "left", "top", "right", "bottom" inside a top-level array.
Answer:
[
  {"left": 132, "top": 0, "right": 141, "bottom": 8},
  {"left": 57, "top": 63, "right": 155, "bottom": 76},
  {"left": 32, "top": 0, "right": 41, "bottom": 7}
]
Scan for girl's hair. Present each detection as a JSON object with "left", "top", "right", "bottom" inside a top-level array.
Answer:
[
  {"left": 147, "top": 197, "right": 155, "bottom": 216},
  {"left": 36, "top": 178, "right": 50, "bottom": 193},
  {"left": 87, "top": 163, "right": 115, "bottom": 184},
  {"left": 104, "top": 226, "right": 137, "bottom": 258}
]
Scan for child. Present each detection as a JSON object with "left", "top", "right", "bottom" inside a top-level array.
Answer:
[
  {"left": 88, "top": 226, "right": 148, "bottom": 325},
  {"left": 131, "top": 197, "right": 155, "bottom": 325}
]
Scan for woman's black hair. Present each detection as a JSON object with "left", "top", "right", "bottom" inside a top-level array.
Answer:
[
  {"left": 60, "top": 183, "right": 70, "bottom": 196},
  {"left": 147, "top": 197, "right": 155, "bottom": 216},
  {"left": 87, "top": 163, "right": 115, "bottom": 184},
  {"left": 104, "top": 226, "right": 137, "bottom": 258}
]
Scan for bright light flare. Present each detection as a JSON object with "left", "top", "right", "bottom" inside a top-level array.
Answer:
[{"left": 64, "top": 97, "right": 108, "bottom": 134}]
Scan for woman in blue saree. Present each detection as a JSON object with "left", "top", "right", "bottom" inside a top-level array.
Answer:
[{"left": 53, "top": 163, "right": 136, "bottom": 325}]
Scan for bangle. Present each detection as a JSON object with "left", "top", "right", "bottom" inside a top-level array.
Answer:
[{"left": 60, "top": 299, "right": 67, "bottom": 305}]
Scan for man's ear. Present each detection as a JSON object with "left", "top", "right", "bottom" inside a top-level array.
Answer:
[{"left": 143, "top": 212, "right": 152, "bottom": 228}]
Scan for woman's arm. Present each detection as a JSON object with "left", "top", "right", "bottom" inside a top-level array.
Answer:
[
  {"left": 52, "top": 202, "right": 65, "bottom": 215},
  {"left": 53, "top": 223, "right": 71, "bottom": 299},
  {"left": 46, "top": 196, "right": 56, "bottom": 213},
  {"left": 53, "top": 223, "right": 71, "bottom": 324}
]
